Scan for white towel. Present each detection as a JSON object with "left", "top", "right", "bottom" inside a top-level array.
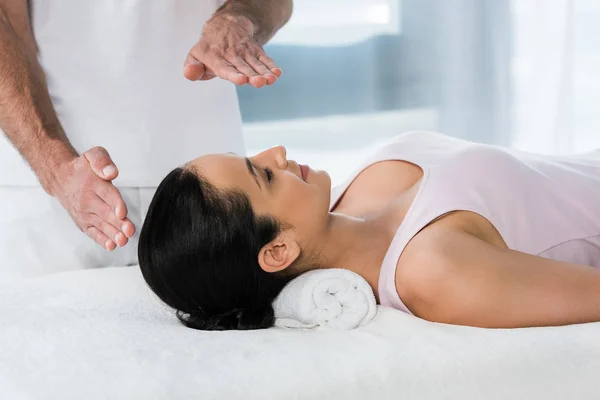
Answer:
[{"left": 272, "top": 268, "right": 377, "bottom": 330}]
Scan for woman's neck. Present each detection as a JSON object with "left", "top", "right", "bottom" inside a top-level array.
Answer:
[{"left": 309, "top": 212, "right": 399, "bottom": 299}]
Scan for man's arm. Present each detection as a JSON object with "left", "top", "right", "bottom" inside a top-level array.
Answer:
[
  {"left": 215, "top": 0, "right": 293, "bottom": 45},
  {"left": 0, "top": 1, "right": 134, "bottom": 250},
  {"left": 0, "top": 1, "right": 78, "bottom": 193}
]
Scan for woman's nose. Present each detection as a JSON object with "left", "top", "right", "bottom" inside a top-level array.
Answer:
[
  {"left": 272, "top": 145, "right": 288, "bottom": 168},
  {"left": 256, "top": 145, "right": 287, "bottom": 168}
]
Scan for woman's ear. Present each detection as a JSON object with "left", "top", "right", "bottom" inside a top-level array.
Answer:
[{"left": 258, "top": 230, "right": 300, "bottom": 273}]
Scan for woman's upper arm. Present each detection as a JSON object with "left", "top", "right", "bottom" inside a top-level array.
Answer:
[{"left": 398, "top": 227, "right": 600, "bottom": 328}]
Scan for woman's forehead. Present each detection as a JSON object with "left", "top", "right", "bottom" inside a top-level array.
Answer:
[
  {"left": 189, "top": 152, "right": 238, "bottom": 170},
  {"left": 189, "top": 153, "right": 254, "bottom": 190}
]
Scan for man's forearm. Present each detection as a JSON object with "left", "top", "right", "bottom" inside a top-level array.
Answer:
[
  {"left": 0, "top": 4, "right": 77, "bottom": 192},
  {"left": 215, "top": 0, "right": 293, "bottom": 45}
]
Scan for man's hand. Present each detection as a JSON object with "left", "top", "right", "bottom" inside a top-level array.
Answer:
[
  {"left": 184, "top": 13, "right": 282, "bottom": 88},
  {"left": 44, "top": 147, "right": 136, "bottom": 251}
]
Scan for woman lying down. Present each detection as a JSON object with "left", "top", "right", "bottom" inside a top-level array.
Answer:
[{"left": 137, "top": 131, "right": 600, "bottom": 331}]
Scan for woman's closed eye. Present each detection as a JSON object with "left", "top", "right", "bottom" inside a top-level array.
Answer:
[{"left": 264, "top": 167, "right": 274, "bottom": 183}]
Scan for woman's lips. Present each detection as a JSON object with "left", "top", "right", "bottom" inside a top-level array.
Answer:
[{"left": 300, "top": 164, "right": 309, "bottom": 181}]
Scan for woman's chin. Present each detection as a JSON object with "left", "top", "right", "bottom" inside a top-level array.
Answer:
[
  {"left": 315, "top": 170, "right": 332, "bottom": 206},
  {"left": 311, "top": 169, "right": 331, "bottom": 189}
]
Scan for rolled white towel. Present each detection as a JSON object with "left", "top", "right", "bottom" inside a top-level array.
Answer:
[{"left": 272, "top": 268, "right": 377, "bottom": 330}]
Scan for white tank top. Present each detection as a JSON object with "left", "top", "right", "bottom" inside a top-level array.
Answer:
[
  {"left": 329, "top": 131, "right": 600, "bottom": 314},
  {"left": 0, "top": 0, "right": 244, "bottom": 187}
]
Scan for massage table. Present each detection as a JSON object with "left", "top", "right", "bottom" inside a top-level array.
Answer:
[{"left": 0, "top": 266, "right": 599, "bottom": 399}]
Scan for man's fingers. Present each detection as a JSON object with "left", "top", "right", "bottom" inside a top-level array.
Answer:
[
  {"left": 187, "top": 48, "right": 247, "bottom": 85},
  {"left": 97, "top": 203, "right": 134, "bottom": 243},
  {"left": 92, "top": 191, "right": 135, "bottom": 238},
  {"left": 244, "top": 55, "right": 277, "bottom": 85},
  {"left": 83, "top": 147, "right": 119, "bottom": 181},
  {"left": 80, "top": 192, "right": 135, "bottom": 250},
  {"left": 184, "top": 63, "right": 206, "bottom": 81},
  {"left": 85, "top": 226, "right": 116, "bottom": 251},
  {"left": 210, "top": 58, "right": 249, "bottom": 85},
  {"left": 198, "top": 70, "right": 216, "bottom": 81},
  {"left": 94, "top": 181, "right": 128, "bottom": 220},
  {"left": 121, "top": 220, "right": 136, "bottom": 238},
  {"left": 257, "top": 53, "right": 282, "bottom": 77},
  {"left": 226, "top": 56, "right": 267, "bottom": 88},
  {"left": 183, "top": 53, "right": 207, "bottom": 81},
  {"left": 90, "top": 214, "right": 129, "bottom": 248}
]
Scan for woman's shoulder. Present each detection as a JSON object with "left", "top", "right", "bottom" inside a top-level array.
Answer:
[
  {"left": 393, "top": 219, "right": 494, "bottom": 315},
  {"left": 395, "top": 223, "right": 457, "bottom": 288}
]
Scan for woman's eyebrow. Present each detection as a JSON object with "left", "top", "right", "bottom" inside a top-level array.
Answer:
[{"left": 245, "top": 157, "right": 261, "bottom": 189}]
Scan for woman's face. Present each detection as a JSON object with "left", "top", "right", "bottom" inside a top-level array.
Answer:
[{"left": 189, "top": 146, "right": 332, "bottom": 262}]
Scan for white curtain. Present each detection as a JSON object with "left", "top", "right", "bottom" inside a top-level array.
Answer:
[
  {"left": 511, "top": 0, "right": 575, "bottom": 154},
  {"left": 511, "top": 0, "right": 600, "bottom": 155}
]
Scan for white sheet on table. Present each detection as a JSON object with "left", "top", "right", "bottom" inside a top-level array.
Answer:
[{"left": 0, "top": 267, "right": 599, "bottom": 400}]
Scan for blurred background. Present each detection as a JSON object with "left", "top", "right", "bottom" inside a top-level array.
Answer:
[{"left": 238, "top": 0, "right": 600, "bottom": 185}]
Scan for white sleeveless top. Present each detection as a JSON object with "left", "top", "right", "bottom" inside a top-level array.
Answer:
[
  {"left": 0, "top": 0, "right": 244, "bottom": 187},
  {"left": 329, "top": 131, "right": 600, "bottom": 314}
]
